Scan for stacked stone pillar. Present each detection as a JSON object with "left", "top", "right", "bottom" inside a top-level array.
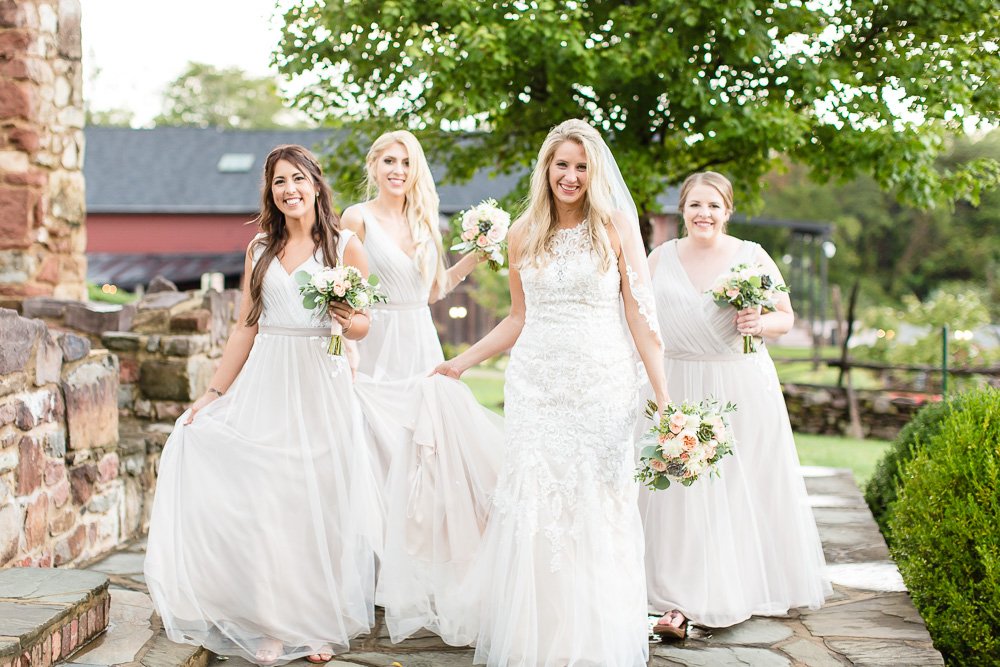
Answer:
[{"left": 0, "top": 0, "right": 86, "bottom": 308}]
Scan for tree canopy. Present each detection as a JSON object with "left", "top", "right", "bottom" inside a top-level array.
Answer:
[
  {"left": 759, "top": 130, "right": 1000, "bottom": 310},
  {"left": 277, "top": 0, "right": 1000, "bottom": 212},
  {"left": 154, "top": 62, "right": 293, "bottom": 129}
]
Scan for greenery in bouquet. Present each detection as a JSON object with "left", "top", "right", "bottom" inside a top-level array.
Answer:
[{"left": 708, "top": 263, "right": 790, "bottom": 353}]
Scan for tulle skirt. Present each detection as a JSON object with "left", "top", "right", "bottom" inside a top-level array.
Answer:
[
  {"left": 365, "top": 375, "right": 504, "bottom": 645},
  {"left": 469, "top": 485, "right": 649, "bottom": 666},
  {"left": 466, "top": 325, "right": 649, "bottom": 667},
  {"left": 144, "top": 334, "right": 381, "bottom": 664}
]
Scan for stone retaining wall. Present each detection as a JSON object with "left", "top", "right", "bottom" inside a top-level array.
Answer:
[
  {"left": 0, "top": 285, "right": 240, "bottom": 567},
  {"left": 0, "top": 308, "right": 122, "bottom": 567},
  {"left": 783, "top": 383, "right": 932, "bottom": 441}
]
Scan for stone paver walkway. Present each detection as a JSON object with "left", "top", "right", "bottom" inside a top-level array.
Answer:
[{"left": 57, "top": 467, "right": 942, "bottom": 666}]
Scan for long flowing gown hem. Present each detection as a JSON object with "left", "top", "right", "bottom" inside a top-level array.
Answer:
[
  {"left": 144, "top": 230, "right": 380, "bottom": 664},
  {"left": 352, "top": 204, "right": 507, "bottom": 645},
  {"left": 639, "top": 239, "right": 830, "bottom": 628}
]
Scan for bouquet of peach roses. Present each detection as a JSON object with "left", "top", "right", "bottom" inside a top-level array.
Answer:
[
  {"left": 450, "top": 198, "right": 510, "bottom": 271},
  {"left": 635, "top": 398, "right": 736, "bottom": 490},
  {"left": 295, "top": 265, "right": 387, "bottom": 355}
]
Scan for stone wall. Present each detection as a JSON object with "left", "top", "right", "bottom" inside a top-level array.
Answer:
[
  {"left": 0, "top": 308, "right": 122, "bottom": 567},
  {"left": 783, "top": 383, "right": 933, "bottom": 441},
  {"left": 0, "top": 285, "right": 240, "bottom": 567},
  {"left": 0, "top": 0, "right": 86, "bottom": 307}
]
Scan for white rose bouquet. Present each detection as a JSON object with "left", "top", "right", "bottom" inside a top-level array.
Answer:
[
  {"left": 635, "top": 398, "right": 736, "bottom": 491},
  {"left": 450, "top": 198, "right": 510, "bottom": 271},
  {"left": 707, "top": 262, "right": 790, "bottom": 353},
  {"left": 295, "top": 266, "right": 387, "bottom": 355}
]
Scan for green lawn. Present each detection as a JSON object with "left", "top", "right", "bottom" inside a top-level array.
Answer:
[
  {"left": 793, "top": 433, "right": 890, "bottom": 487},
  {"left": 461, "top": 368, "right": 505, "bottom": 415},
  {"left": 463, "top": 366, "right": 891, "bottom": 486}
]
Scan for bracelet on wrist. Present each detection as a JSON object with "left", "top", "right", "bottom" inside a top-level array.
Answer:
[{"left": 208, "top": 387, "right": 224, "bottom": 397}]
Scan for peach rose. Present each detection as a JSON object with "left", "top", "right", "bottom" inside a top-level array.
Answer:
[
  {"left": 680, "top": 431, "right": 698, "bottom": 451},
  {"left": 669, "top": 413, "right": 686, "bottom": 434},
  {"left": 649, "top": 459, "right": 668, "bottom": 473}
]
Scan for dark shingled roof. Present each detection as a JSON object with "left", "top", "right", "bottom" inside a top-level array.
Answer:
[
  {"left": 83, "top": 126, "right": 525, "bottom": 216},
  {"left": 84, "top": 127, "right": 339, "bottom": 214}
]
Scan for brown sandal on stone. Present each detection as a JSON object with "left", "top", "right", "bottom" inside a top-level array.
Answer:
[{"left": 653, "top": 610, "right": 688, "bottom": 641}]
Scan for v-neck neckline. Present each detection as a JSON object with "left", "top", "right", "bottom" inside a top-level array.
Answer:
[
  {"left": 364, "top": 205, "right": 419, "bottom": 262},
  {"left": 275, "top": 253, "right": 314, "bottom": 278},
  {"left": 671, "top": 239, "right": 746, "bottom": 298}
]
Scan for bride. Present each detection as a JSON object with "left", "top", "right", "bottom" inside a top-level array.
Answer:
[{"left": 434, "top": 119, "right": 670, "bottom": 666}]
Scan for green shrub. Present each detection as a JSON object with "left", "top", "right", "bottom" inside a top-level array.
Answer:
[
  {"left": 888, "top": 387, "right": 1000, "bottom": 665},
  {"left": 864, "top": 397, "right": 954, "bottom": 542}
]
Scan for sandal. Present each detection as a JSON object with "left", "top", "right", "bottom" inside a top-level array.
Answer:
[
  {"left": 653, "top": 610, "right": 688, "bottom": 641},
  {"left": 306, "top": 655, "right": 333, "bottom": 664}
]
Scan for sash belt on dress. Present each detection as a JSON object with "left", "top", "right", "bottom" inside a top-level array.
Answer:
[
  {"left": 370, "top": 301, "right": 429, "bottom": 311},
  {"left": 258, "top": 325, "right": 330, "bottom": 337},
  {"left": 664, "top": 351, "right": 759, "bottom": 362}
]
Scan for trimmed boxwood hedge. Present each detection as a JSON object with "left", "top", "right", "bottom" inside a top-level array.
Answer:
[
  {"left": 887, "top": 387, "right": 1000, "bottom": 665},
  {"left": 865, "top": 396, "right": 962, "bottom": 543}
]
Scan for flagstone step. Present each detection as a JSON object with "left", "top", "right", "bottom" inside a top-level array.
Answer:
[
  {"left": 48, "top": 466, "right": 944, "bottom": 667},
  {"left": 53, "top": 585, "right": 209, "bottom": 667},
  {"left": 0, "top": 568, "right": 110, "bottom": 667}
]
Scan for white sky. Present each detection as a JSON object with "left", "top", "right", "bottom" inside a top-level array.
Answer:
[{"left": 81, "top": 0, "right": 286, "bottom": 126}]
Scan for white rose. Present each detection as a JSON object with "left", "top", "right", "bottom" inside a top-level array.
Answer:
[
  {"left": 687, "top": 460, "right": 708, "bottom": 477},
  {"left": 311, "top": 269, "right": 338, "bottom": 290},
  {"left": 684, "top": 413, "right": 702, "bottom": 431},
  {"left": 353, "top": 291, "right": 370, "bottom": 307},
  {"left": 661, "top": 438, "right": 684, "bottom": 459}
]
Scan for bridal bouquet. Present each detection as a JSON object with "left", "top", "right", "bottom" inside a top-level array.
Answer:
[
  {"left": 707, "top": 263, "right": 789, "bottom": 353},
  {"left": 635, "top": 398, "right": 736, "bottom": 490},
  {"left": 450, "top": 198, "right": 510, "bottom": 271},
  {"left": 295, "top": 266, "right": 387, "bottom": 355}
]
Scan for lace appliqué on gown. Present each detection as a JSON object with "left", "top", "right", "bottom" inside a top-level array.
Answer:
[{"left": 494, "top": 226, "right": 640, "bottom": 573}]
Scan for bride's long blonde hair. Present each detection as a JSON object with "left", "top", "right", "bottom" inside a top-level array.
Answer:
[
  {"left": 365, "top": 130, "right": 447, "bottom": 293},
  {"left": 516, "top": 119, "right": 616, "bottom": 272}
]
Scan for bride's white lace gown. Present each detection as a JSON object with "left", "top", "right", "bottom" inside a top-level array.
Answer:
[
  {"left": 350, "top": 205, "right": 505, "bottom": 645},
  {"left": 471, "top": 225, "right": 648, "bottom": 667},
  {"left": 639, "top": 239, "right": 830, "bottom": 627},
  {"left": 144, "top": 230, "right": 380, "bottom": 664}
]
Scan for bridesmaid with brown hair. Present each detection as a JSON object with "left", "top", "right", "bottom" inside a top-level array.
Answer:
[{"left": 144, "top": 145, "right": 381, "bottom": 665}]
